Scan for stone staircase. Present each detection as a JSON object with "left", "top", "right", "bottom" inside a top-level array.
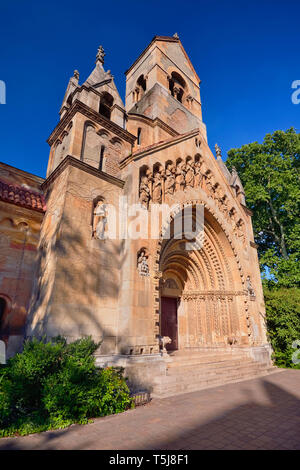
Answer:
[{"left": 152, "top": 348, "right": 278, "bottom": 398}]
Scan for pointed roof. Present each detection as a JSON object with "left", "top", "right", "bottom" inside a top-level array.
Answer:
[
  {"left": 125, "top": 35, "right": 200, "bottom": 84},
  {"left": 83, "top": 62, "right": 112, "bottom": 88}
]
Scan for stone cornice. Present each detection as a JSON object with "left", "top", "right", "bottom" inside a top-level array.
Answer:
[
  {"left": 119, "top": 128, "right": 199, "bottom": 168},
  {"left": 42, "top": 155, "right": 125, "bottom": 191},
  {"left": 47, "top": 100, "right": 136, "bottom": 146}
]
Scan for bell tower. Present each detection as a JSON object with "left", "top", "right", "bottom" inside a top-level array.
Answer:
[
  {"left": 125, "top": 34, "right": 207, "bottom": 146},
  {"left": 46, "top": 46, "right": 134, "bottom": 178}
]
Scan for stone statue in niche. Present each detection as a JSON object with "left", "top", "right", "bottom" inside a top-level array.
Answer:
[
  {"left": 164, "top": 163, "right": 175, "bottom": 196},
  {"left": 246, "top": 276, "right": 255, "bottom": 298},
  {"left": 175, "top": 162, "right": 186, "bottom": 192},
  {"left": 211, "top": 182, "right": 220, "bottom": 200},
  {"left": 229, "top": 207, "right": 237, "bottom": 229},
  {"left": 137, "top": 250, "right": 150, "bottom": 276},
  {"left": 139, "top": 173, "right": 151, "bottom": 207},
  {"left": 219, "top": 194, "right": 228, "bottom": 213},
  {"left": 93, "top": 201, "right": 107, "bottom": 239},
  {"left": 185, "top": 159, "right": 195, "bottom": 188},
  {"left": 152, "top": 170, "right": 163, "bottom": 203},
  {"left": 235, "top": 218, "right": 245, "bottom": 243},
  {"left": 205, "top": 171, "right": 215, "bottom": 196},
  {"left": 194, "top": 159, "right": 203, "bottom": 187}
]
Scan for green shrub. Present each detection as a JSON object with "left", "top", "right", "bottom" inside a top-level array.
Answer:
[
  {"left": 264, "top": 288, "right": 300, "bottom": 368},
  {"left": 0, "top": 336, "right": 133, "bottom": 437}
]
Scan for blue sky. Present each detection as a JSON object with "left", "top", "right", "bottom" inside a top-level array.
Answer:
[{"left": 0, "top": 0, "right": 299, "bottom": 178}]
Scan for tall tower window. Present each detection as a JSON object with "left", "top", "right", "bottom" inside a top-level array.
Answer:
[
  {"left": 99, "top": 145, "right": 105, "bottom": 170},
  {"left": 99, "top": 92, "right": 114, "bottom": 120},
  {"left": 137, "top": 128, "right": 142, "bottom": 145}
]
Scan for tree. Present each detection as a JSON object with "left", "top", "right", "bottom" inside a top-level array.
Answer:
[{"left": 225, "top": 128, "right": 300, "bottom": 288}]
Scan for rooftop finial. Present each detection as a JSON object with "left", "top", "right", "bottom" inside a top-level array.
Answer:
[
  {"left": 215, "top": 143, "right": 222, "bottom": 159},
  {"left": 173, "top": 32, "right": 179, "bottom": 39},
  {"left": 96, "top": 45, "right": 105, "bottom": 64},
  {"left": 73, "top": 70, "right": 79, "bottom": 80}
]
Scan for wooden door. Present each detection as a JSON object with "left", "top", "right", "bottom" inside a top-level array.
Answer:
[{"left": 161, "top": 297, "right": 178, "bottom": 351}]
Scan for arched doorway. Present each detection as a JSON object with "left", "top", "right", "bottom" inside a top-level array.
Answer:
[{"left": 158, "top": 206, "right": 250, "bottom": 351}]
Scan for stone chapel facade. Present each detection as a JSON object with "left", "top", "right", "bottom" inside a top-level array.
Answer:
[{"left": 0, "top": 35, "right": 272, "bottom": 394}]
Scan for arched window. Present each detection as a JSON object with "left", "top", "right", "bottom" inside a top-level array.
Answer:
[
  {"left": 133, "top": 75, "right": 147, "bottom": 103},
  {"left": 99, "top": 145, "right": 105, "bottom": 171},
  {"left": 137, "top": 128, "right": 142, "bottom": 145},
  {"left": 137, "top": 75, "right": 146, "bottom": 93},
  {"left": 99, "top": 92, "right": 114, "bottom": 120},
  {"left": 0, "top": 297, "right": 6, "bottom": 331},
  {"left": 169, "top": 71, "right": 186, "bottom": 103}
]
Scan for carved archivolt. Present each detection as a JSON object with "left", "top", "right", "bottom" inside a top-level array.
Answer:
[
  {"left": 138, "top": 155, "right": 246, "bottom": 244},
  {"left": 151, "top": 200, "right": 253, "bottom": 345}
]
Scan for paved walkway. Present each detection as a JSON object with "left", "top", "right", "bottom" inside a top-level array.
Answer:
[{"left": 0, "top": 369, "right": 299, "bottom": 450}]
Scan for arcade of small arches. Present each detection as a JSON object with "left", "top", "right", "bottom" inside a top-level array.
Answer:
[{"left": 139, "top": 154, "right": 246, "bottom": 244}]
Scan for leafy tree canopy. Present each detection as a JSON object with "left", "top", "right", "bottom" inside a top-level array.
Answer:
[{"left": 226, "top": 128, "right": 300, "bottom": 288}]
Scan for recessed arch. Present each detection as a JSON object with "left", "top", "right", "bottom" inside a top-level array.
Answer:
[{"left": 154, "top": 202, "right": 250, "bottom": 349}]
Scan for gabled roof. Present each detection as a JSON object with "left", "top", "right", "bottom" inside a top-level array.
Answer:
[{"left": 125, "top": 35, "right": 200, "bottom": 84}]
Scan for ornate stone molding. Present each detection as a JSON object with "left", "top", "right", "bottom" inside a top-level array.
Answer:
[{"left": 182, "top": 290, "right": 247, "bottom": 301}]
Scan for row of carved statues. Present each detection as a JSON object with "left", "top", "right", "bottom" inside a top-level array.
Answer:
[
  {"left": 139, "top": 157, "right": 204, "bottom": 206},
  {"left": 139, "top": 156, "right": 246, "bottom": 243}
]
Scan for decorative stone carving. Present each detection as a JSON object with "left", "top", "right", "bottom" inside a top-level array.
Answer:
[
  {"left": 139, "top": 174, "right": 151, "bottom": 207},
  {"left": 73, "top": 70, "right": 79, "bottom": 80},
  {"left": 175, "top": 161, "right": 186, "bottom": 192},
  {"left": 194, "top": 159, "right": 203, "bottom": 187},
  {"left": 205, "top": 170, "right": 215, "bottom": 196},
  {"left": 96, "top": 45, "right": 105, "bottom": 64},
  {"left": 93, "top": 201, "right": 107, "bottom": 239},
  {"left": 137, "top": 249, "right": 149, "bottom": 276},
  {"left": 229, "top": 207, "right": 237, "bottom": 228},
  {"left": 152, "top": 170, "right": 163, "bottom": 203},
  {"left": 158, "top": 335, "right": 172, "bottom": 354},
  {"left": 164, "top": 163, "right": 175, "bottom": 196},
  {"left": 215, "top": 143, "right": 222, "bottom": 159},
  {"left": 219, "top": 194, "right": 229, "bottom": 213},
  {"left": 246, "top": 276, "right": 255, "bottom": 299},
  {"left": 185, "top": 159, "right": 195, "bottom": 188},
  {"left": 235, "top": 218, "right": 246, "bottom": 243}
]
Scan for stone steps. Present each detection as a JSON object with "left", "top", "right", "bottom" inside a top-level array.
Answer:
[
  {"left": 152, "top": 350, "right": 277, "bottom": 398},
  {"left": 167, "top": 359, "right": 267, "bottom": 376},
  {"left": 167, "top": 357, "right": 254, "bottom": 370}
]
